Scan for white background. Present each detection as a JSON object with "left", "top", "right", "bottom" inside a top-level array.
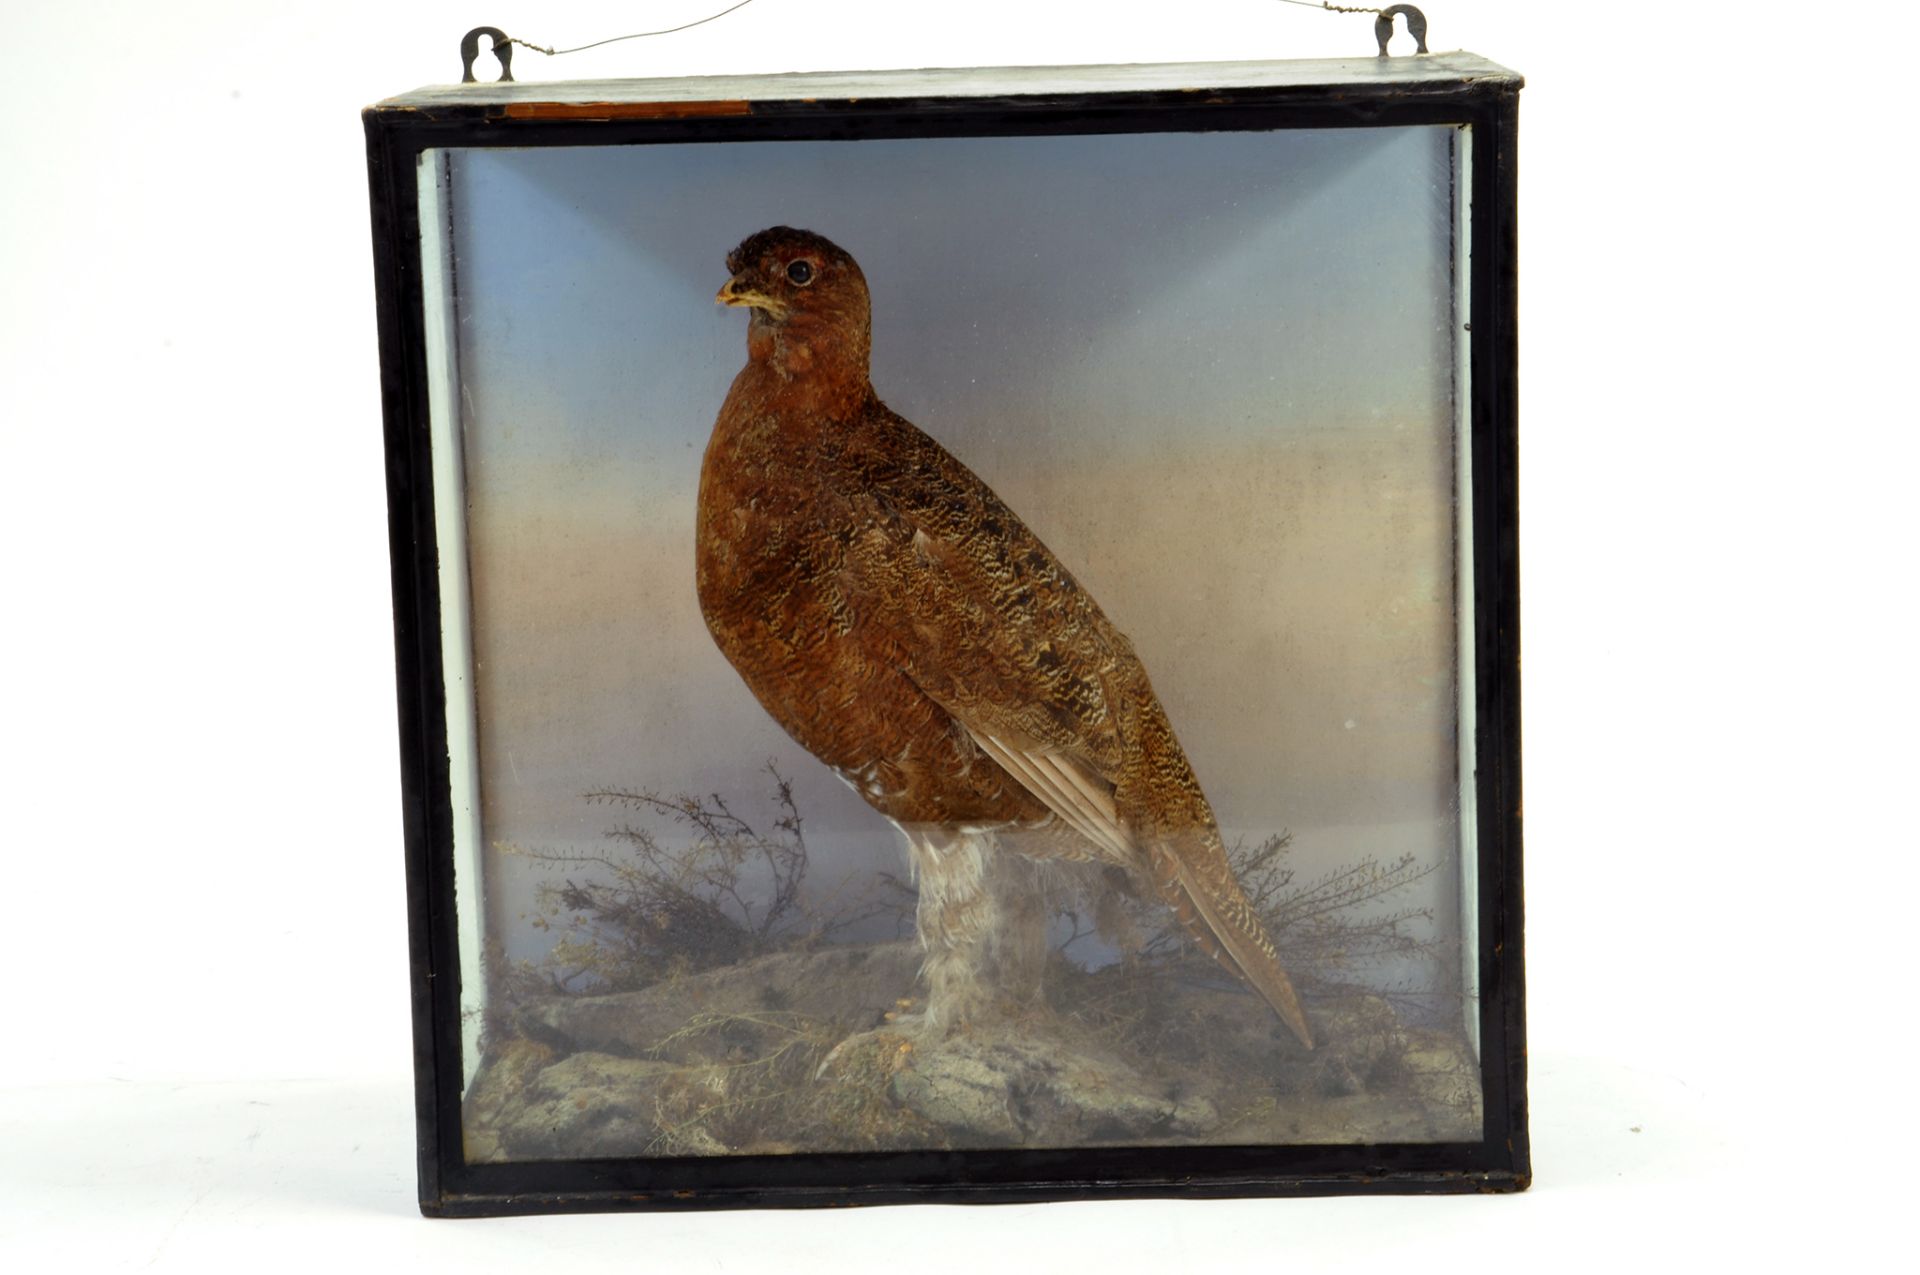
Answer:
[{"left": 2, "top": 1, "right": 1913, "bottom": 1269}]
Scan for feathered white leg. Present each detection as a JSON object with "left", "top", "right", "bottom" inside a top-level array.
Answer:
[
  {"left": 815, "top": 826, "right": 1050, "bottom": 1080},
  {"left": 905, "top": 827, "right": 1053, "bottom": 1030}
]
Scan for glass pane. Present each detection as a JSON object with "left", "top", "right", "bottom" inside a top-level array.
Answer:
[{"left": 418, "top": 122, "right": 1481, "bottom": 1161}]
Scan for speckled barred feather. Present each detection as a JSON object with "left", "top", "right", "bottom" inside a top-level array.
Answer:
[{"left": 697, "top": 226, "right": 1313, "bottom": 1048}]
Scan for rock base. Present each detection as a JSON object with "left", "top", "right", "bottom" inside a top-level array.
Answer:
[{"left": 463, "top": 942, "right": 1480, "bottom": 1161}]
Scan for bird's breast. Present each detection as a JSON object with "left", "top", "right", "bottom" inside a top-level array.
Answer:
[{"left": 696, "top": 397, "right": 864, "bottom": 686}]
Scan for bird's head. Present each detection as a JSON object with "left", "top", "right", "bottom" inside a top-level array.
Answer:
[{"left": 717, "top": 226, "right": 871, "bottom": 382}]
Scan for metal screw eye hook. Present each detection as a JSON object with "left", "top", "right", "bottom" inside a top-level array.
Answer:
[
  {"left": 1374, "top": 5, "right": 1429, "bottom": 57},
  {"left": 460, "top": 27, "right": 514, "bottom": 83}
]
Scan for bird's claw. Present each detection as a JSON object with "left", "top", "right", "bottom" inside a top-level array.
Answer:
[{"left": 814, "top": 999, "right": 933, "bottom": 1081}]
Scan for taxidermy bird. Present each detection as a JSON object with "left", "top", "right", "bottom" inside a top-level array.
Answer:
[{"left": 697, "top": 226, "right": 1313, "bottom": 1050}]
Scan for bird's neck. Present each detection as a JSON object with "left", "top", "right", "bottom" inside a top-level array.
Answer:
[{"left": 746, "top": 312, "right": 873, "bottom": 420}]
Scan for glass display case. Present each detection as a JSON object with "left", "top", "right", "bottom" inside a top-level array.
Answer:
[{"left": 364, "top": 48, "right": 1526, "bottom": 1214}]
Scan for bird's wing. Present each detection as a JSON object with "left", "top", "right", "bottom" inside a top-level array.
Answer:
[
  {"left": 827, "top": 406, "right": 1315, "bottom": 1048},
  {"left": 828, "top": 409, "right": 1147, "bottom": 860},
  {"left": 956, "top": 723, "right": 1134, "bottom": 863},
  {"left": 899, "top": 509, "right": 1139, "bottom": 866}
]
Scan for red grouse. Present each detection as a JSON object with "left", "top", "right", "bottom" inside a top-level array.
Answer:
[{"left": 697, "top": 226, "right": 1312, "bottom": 1048}]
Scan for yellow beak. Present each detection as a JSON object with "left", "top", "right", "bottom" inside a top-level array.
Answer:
[{"left": 716, "top": 274, "right": 785, "bottom": 317}]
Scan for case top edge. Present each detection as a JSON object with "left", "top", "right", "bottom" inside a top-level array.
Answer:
[{"left": 372, "top": 52, "right": 1520, "bottom": 112}]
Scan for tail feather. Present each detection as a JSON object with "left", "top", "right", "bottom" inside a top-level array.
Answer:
[{"left": 1158, "top": 846, "right": 1314, "bottom": 1050}]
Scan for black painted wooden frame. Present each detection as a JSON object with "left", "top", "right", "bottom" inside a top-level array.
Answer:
[{"left": 363, "top": 57, "right": 1526, "bottom": 1216}]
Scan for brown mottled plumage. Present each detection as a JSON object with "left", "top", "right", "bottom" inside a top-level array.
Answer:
[{"left": 697, "top": 226, "right": 1313, "bottom": 1049}]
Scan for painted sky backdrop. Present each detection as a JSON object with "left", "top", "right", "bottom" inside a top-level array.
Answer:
[{"left": 440, "top": 125, "right": 1466, "bottom": 968}]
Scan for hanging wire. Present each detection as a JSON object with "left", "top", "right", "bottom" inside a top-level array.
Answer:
[
  {"left": 1272, "top": 1, "right": 1387, "bottom": 13},
  {"left": 508, "top": 0, "right": 762, "bottom": 58},
  {"left": 503, "top": 0, "right": 1392, "bottom": 62},
  {"left": 470, "top": 0, "right": 1415, "bottom": 82},
  {"left": 1274, "top": 1, "right": 1428, "bottom": 56}
]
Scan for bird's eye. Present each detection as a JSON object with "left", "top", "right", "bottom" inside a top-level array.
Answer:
[{"left": 786, "top": 259, "right": 815, "bottom": 286}]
